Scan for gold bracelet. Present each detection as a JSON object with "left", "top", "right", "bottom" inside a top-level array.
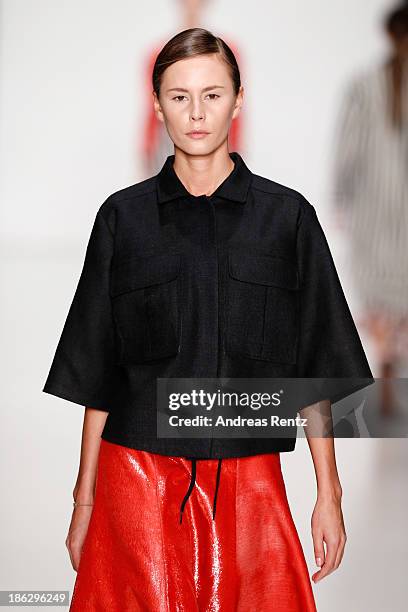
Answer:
[{"left": 73, "top": 501, "right": 94, "bottom": 507}]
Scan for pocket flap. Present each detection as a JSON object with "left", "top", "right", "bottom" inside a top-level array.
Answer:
[
  {"left": 228, "top": 252, "right": 299, "bottom": 290},
  {"left": 111, "top": 253, "right": 181, "bottom": 296}
]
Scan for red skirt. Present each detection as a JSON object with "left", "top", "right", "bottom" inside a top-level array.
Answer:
[{"left": 70, "top": 439, "right": 317, "bottom": 611}]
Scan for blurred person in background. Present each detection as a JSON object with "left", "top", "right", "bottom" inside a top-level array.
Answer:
[
  {"left": 332, "top": 1, "right": 408, "bottom": 416},
  {"left": 140, "top": 0, "right": 244, "bottom": 175}
]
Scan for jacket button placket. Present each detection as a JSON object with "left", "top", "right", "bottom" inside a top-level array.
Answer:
[
  {"left": 199, "top": 194, "right": 219, "bottom": 458},
  {"left": 210, "top": 195, "right": 220, "bottom": 459}
]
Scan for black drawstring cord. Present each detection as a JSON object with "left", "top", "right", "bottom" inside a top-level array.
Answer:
[
  {"left": 179, "top": 458, "right": 197, "bottom": 524},
  {"left": 179, "top": 458, "right": 223, "bottom": 524},
  {"left": 212, "top": 458, "right": 223, "bottom": 520}
]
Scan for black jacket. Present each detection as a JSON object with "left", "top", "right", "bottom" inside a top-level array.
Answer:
[{"left": 42, "top": 151, "right": 374, "bottom": 461}]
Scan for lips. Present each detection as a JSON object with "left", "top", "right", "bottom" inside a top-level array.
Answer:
[{"left": 186, "top": 131, "right": 210, "bottom": 139}]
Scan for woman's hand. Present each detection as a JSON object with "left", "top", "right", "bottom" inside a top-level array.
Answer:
[
  {"left": 311, "top": 488, "right": 347, "bottom": 583},
  {"left": 65, "top": 497, "right": 94, "bottom": 572}
]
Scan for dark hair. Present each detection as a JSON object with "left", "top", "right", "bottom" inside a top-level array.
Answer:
[
  {"left": 152, "top": 28, "right": 241, "bottom": 98},
  {"left": 384, "top": 3, "right": 408, "bottom": 37}
]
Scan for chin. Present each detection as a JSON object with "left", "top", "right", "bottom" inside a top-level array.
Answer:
[{"left": 183, "top": 143, "right": 213, "bottom": 156}]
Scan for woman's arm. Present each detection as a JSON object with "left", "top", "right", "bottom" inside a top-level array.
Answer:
[
  {"left": 66, "top": 407, "right": 108, "bottom": 571},
  {"left": 73, "top": 408, "right": 108, "bottom": 502},
  {"left": 300, "top": 400, "right": 347, "bottom": 584}
]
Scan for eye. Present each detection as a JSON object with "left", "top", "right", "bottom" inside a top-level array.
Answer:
[
  {"left": 173, "top": 95, "right": 187, "bottom": 102},
  {"left": 206, "top": 93, "right": 220, "bottom": 100}
]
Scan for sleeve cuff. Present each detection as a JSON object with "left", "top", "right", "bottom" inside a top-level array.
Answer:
[{"left": 42, "top": 381, "right": 111, "bottom": 412}]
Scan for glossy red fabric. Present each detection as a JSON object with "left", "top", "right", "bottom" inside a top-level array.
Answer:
[{"left": 70, "top": 439, "right": 317, "bottom": 611}]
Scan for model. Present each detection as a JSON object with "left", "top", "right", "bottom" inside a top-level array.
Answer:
[
  {"left": 332, "top": 2, "right": 408, "bottom": 415},
  {"left": 43, "top": 27, "right": 374, "bottom": 611}
]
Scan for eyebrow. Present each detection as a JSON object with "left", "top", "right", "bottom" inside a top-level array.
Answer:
[{"left": 166, "top": 85, "right": 226, "bottom": 93}]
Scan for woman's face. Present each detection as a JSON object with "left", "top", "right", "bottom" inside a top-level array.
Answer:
[{"left": 153, "top": 53, "right": 243, "bottom": 155}]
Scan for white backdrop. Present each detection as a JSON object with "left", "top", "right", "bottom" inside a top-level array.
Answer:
[{"left": 1, "top": 1, "right": 406, "bottom": 611}]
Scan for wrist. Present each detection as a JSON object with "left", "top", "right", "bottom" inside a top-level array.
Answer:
[
  {"left": 317, "top": 484, "right": 342, "bottom": 502},
  {"left": 73, "top": 500, "right": 94, "bottom": 509},
  {"left": 73, "top": 484, "right": 95, "bottom": 505}
]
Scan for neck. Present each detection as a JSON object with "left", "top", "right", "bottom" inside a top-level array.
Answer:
[{"left": 172, "top": 148, "right": 235, "bottom": 197}]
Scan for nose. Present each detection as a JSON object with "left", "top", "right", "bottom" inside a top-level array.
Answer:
[{"left": 190, "top": 100, "right": 204, "bottom": 122}]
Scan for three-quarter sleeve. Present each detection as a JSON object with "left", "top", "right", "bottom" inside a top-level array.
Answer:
[
  {"left": 296, "top": 199, "right": 375, "bottom": 407},
  {"left": 42, "top": 202, "right": 119, "bottom": 411}
]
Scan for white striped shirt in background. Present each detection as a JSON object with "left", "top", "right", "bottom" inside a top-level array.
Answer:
[{"left": 332, "top": 64, "right": 408, "bottom": 318}]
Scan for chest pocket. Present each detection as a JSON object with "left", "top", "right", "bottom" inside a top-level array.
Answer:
[
  {"left": 225, "top": 251, "right": 299, "bottom": 364},
  {"left": 110, "top": 253, "right": 182, "bottom": 364}
]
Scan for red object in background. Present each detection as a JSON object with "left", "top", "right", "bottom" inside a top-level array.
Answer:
[
  {"left": 141, "top": 37, "right": 245, "bottom": 176},
  {"left": 70, "top": 439, "right": 317, "bottom": 611}
]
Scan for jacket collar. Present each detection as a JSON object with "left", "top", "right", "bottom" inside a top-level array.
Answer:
[{"left": 156, "top": 151, "right": 252, "bottom": 204}]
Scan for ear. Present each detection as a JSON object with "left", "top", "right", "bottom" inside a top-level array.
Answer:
[
  {"left": 153, "top": 91, "right": 165, "bottom": 124},
  {"left": 232, "top": 85, "right": 244, "bottom": 120}
]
